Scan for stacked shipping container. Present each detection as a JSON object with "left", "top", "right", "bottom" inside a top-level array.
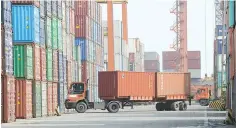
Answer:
[
  {"left": 144, "top": 52, "right": 160, "bottom": 72},
  {"left": 74, "top": 1, "right": 103, "bottom": 102}
]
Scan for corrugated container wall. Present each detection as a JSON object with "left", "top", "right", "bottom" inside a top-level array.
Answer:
[
  {"left": 228, "top": 1, "right": 235, "bottom": 28},
  {"left": 39, "top": 1, "right": 45, "bottom": 18},
  {"left": 45, "top": 17, "right": 52, "bottom": 48},
  {"left": 53, "top": 50, "right": 58, "bottom": 82},
  {"left": 40, "top": 48, "right": 47, "bottom": 81},
  {"left": 12, "top": 5, "right": 40, "bottom": 43},
  {"left": 45, "top": 1, "right": 52, "bottom": 17},
  {"left": 32, "top": 81, "right": 42, "bottom": 118},
  {"left": 33, "top": 45, "right": 41, "bottom": 80},
  {"left": 40, "top": 18, "right": 45, "bottom": 47},
  {"left": 46, "top": 48, "right": 53, "bottom": 81},
  {"left": 47, "top": 82, "right": 53, "bottom": 116},
  {"left": 1, "top": 1, "right": 12, "bottom": 26},
  {"left": 41, "top": 81, "right": 47, "bottom": 117}
]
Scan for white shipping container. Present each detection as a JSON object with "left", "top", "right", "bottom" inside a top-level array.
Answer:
[
  {"left": 115, "top": 54, "right": 122, "bottom": 71},
  {"left": 217, "top": 54, "right": 226, "bottom": 72},
  {"left": 144, "top": 52, "right": 159, "bottom": 61},
  {"left": 113, "top": 20, "right": 122, "bottom": 37},
  {"left": 63, "top": 29, "right": 67, "bottom": 56},
  {"left": 128, "top": 38, "right": 136, "bottom": 53},
  {"left": 122, "top": 56, "right": 129, "bottom": 71},
  {"left": 114, "top": 37, "right": 122, "bottom": 54},
  {"left": 188, "top": 69, "right": 201, "bottom": 78},
  {"left": 41, "top": 81, "right": 47, "bottom": 117},
  {"left": 122, "top": 39, "right": 129, "bottom": 58}
]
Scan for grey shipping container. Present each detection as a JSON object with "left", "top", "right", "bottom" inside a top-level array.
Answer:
[
  {"left": 58, "top": 82, "right": 64, "bottom": 113},
  {"left": 63, "top": 56, "right": 67, "bottom": 82},
  {"left": 40, "top": 18, "right": 45, "bottom": 47},
  {"left": 45, "top": 1, "right": 52, "bottom": 17},
  {"left": 52, "top": 1, "right": 57, "bottom": 17},
  {"left": 57, "top": 1, "right": 62, "bottom": 19},
  {"left": 144, "top": 52, "right": 159, "bottom": 61},
  {"left": 40, "top": 1, "right": 45, "bottom": 18},
  {"left": 1, "top": 1, "right": 12, "bottom": 27},
  {"left": 58, "top": 52, "right": 63, "bottom": 82},
  {"left": 144, "top": 60, "right": 160, "bottom": 71}
]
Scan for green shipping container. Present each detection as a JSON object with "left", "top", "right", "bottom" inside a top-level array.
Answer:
[
  {"left": 13, "top": 45, "right": 33, "bottom": 79},
  {"left": 52, "top": 17, "right": 58, "bottom": 49},
  {"left": 46, "top": 48, "right": 53, "bottom": 81},
  {"left": 32, "top": 81, "right": 42, "bottom": 118},
  {"left": 46, "top": 17, "right": 52, "bottom": 48},
  {"left": 58, "top": 20, "right": 63, "bottom": 51}
]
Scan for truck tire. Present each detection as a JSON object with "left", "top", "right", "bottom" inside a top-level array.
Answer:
[
  {"left": 179, "top": 102, "right": 184, "bottom": 111},
  {"left": 156, "top": 103, "right": 164, "bottom": 111},
  {"left": 183, "top": 103, "right": 187, "bottom": 110},
  {"left": 171, "top": 102, "right": 179, "bottom": 111},
  {"left": 107, "top": 102, "right": 119, "bottom": 113},
  {"left": 75, "top": 102, "right": 87, "bottom": 113}
]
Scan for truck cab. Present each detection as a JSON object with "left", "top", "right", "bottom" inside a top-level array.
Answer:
[{"left": 195, "top": 87, "right": 211, "bottom": 106}]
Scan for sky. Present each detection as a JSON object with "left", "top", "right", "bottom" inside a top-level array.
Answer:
[{"left": 101, "top": 0, "right": 215, "bottom": 78}]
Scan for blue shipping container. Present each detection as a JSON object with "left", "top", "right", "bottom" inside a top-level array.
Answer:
[
  {"left": 40, "top": 1, "right": 45, "bottom": 18},
  {"left": 57, "top": 82, "right": 64, "bottom": 113},
  {"left": 217, "top": 39, "right": 227, "bottom": 54},
  {"left": 63, "top": 56, "right": 67, "bottom": 82},
  {"left": 2, "top": 27, "right": 14, "bottom": 75},
  {"left": 215, "top": 25, "right": 227, "bottom": 37},
  {"left": 75, "top": 38, "right": 88, "bottom": 61},
  {"left": 12, "top": 5, "right": 40, "bottom": 43},
  {"left": 229, "top": 1, "right": 235, "bottom": 27},
  {"left": 58, "top": 52, "right": 64, "bottom": 82},
  {"left": 40, "top": 18, "right": 46, "bottom": 47},
  {"left": 45, "top": 1, "right": 52, "bottom": 17},
  {"left": 1, "top": 1, "right": 12, "bottom": 26}
]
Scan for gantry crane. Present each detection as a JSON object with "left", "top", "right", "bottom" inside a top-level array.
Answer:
[
  {"left": 170, "top": 0, "right": 188, "bottom": 72},
  {"left": 96, "top": 0, "right": 128, "bottom": 71}
]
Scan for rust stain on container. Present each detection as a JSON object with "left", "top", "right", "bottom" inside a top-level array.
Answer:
[
  {"left": 98, "top": 71, "right": 155, "bottom": 101},
  {"left": 53, "top": 50, "right": 58, "bottom": 82},
  {"left": 11, "top": 0, "right": 40, "bottom": 7},
  {"left": 47, "top": 82, "right": 53, "bottom": 116},
  {"left": 52, "top": 82, "right": 58, "bottom": 114},
  {"left": 40, "top": 47, "right": 47, "bottom": 81},
  {"left": 1, "top": 75, "right": 16, "bottom": 123},
  {"left": 15, "top": 79, "right": 33, "bottom": 119},
  {"left": 34, "top": 45, "right": 41, "bottom": 80},
  {"left": 155, "top": 72, "right": 190, "bottom": 100}
]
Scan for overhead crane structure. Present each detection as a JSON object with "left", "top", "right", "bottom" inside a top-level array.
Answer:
[
  {"left": 96, "top": 0, "right": 128, "bottom": 71},
  {"left": 170, "top": 0, "right": 188, "bottom": 72}
]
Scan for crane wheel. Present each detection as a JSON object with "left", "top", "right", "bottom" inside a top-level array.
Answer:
[{"left": 75, "top": 102, "right": 87, "bottom": 113}]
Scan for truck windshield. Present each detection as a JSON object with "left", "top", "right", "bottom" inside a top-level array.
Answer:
[{"left": 70, "top": 83, "right": 84, "bottom": 94}]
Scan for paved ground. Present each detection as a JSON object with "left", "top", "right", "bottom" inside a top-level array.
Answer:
[{"left": 2, "top": 104, "right": 236, "bottom": 128}]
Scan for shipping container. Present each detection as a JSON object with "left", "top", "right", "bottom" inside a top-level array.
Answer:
[
  {"left": 2, "top": 75, "right": 16, "bottom": 123},
  {"left": 217, "top": 39, "right": 227, "bottom": 54},
  {"left": 33, "top": 45, "right": 41, "bottom": 80},
  {"left": 218, "top": 72, "right": 227, "bottom": 87},
  {"left": 114, "top": 37, "right": 122, "bottom": 54},
  {"left": 98, "top": 71, "right": 155, "bottom": 100},
  {"left": 12, "top": 5, "right": 40, "bottom": 43},
  {"left": 52, "top": 82, "right": 58, "bottom": 113},
  {"left": 11, "top": 0, "right": 40, "bottom": 7},
  {"left": 65, "top": 5, "right": 70, "bottom": 33},
  {"left": 67, "top": 60, "right": 72, "bottom": 86},
  {"left": 1, "top": 1, "right": 12, "bottom": 26},
  {"left": 230, "top": 28, "right": 235, "bottom": 79},
  {"left": 46, "top": 48, "right": 53, "bottom": 81},
  {"left": 2, "top": 26, "right": 14, "bottom": 75},
  {"left": 40, "top": 48, "right": 47, "bottom": 81},
  {"left": 188, "top": 59, "right": 201, "bottom": 69},
  {"left": 229, "top": 1, "right": 235, "bottom": 27},
  {"left": 234, "top": 27, "right": 236, "bottom": 75},
  {"left": 70, "top": 8, "right": 75, "bottom": 35},
  {"left": 72, "top": 60, "right": 78, "bottom": 82},
  {"left": 62, "top": 28, "right": 67, "bottom": 55},
  {"left": 188, "top": 69, "right": 201, "bottom": 78},
  {"left": 58, "top": 20, "right": 63, "bottom": 51},
  {"left": 58, "top": 82, "right": 64, "bottom": 113},
  {"left": 53, "top": 50, "right": 59, "bottom": 82},
  {"left": 75, "top": 38, "right": 88, "bottom": 61},
  {"left": 52, "top": 17, "right": 58, "bottom": 49},
  {"left": 215, "top": 25, "right": 226, "bottom": 37},
  {"left": 217, "top": 54, "right": 226, "bottom": 72},
  {"left": 47, "top": 82, "right": 53, "bottom": 116},
  {"left": 45, "top": 0, "right": 52, "bottom": 17},
  {"left": 32, "top": 81, "right": 42, "bottom": 118},
  {"left": 40, "top": 18, "right": 46, "bottom": 47},
  {"left": 62, "top": 2, "right": 66, "bottom": 28},
  {"left": 58, "top": 52, "right": 63, "bottom": 82},
  {"left": 144, "top": 52, "right": 159, "bottom": 61},
  {"left": 41, "top": 81, "right": 47, "bottom": 117},
  {"left": 13, "top": 45, "right": 33, "bottom": 79},
  {"left": 45, "top": 17, "right": 52, "bottom": 48},
  {"left": 57, "top": 1, "right": 62, "bottom": 19},
  {"left": 129, "top": 53, "right": 135, "bottom": 63},
  {"left": 39, "top": 1, "right": 45, "bottom": 18},
  {"left": 15, "top": 79, "right": 33, "bottom": 119},
  {"left": 52, "top": 1, "right": 57, "bottom": 17},
  {"left": 144, "top": 60, "right": 160, "bottom": 71},
  {"left": 74, "top": 0, "right": 90, "bottom": 16},
  {"left": 75, "top": 16, "right": 89, "bottom": 38},
  {"left": 63, "top": 56, "right": 67, "bottom": 82},
  {"left": 115, "top": 54, "right": 122, "bottom": 71}
]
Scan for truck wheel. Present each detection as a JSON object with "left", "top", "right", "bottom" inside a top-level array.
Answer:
[
  {"left": 171, "top": 102, "right": 179, "bottom": 111},
  {"left": 107, "top": 102, "right": 119, "bottom": 113},
  {"left": 156, "top": 103, "right": 164, "bottom": 111},
  {"left": 183, "top": 103, "right": 187, "bottom": 110},
  {"left": 179, "top": 102, "right": 184, "bottom": 111},
  {"left": 75, "top": 102, "right": 87, "bottom": 113}
]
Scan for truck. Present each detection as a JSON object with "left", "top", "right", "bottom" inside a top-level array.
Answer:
[
  {"left": 195, "top": 87, "right": 212, "bottom": 106},
  {"left": 64, "top": 71, "right": 191, "bottom": 113}
]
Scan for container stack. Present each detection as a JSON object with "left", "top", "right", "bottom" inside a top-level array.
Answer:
[
  {"left": 74, "top": 1, "right": 103, "bottom": 102},
  {"left": 128, "top": 38, "right": 144, "bottom": 72},
  {"left": 1, "top": 1, "right": 16, "bottom": 123},
  {"left": 144, "top": 52, "right": 160, "bottom": 72}
]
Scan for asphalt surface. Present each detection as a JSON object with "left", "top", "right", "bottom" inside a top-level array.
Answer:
[{"left": 2, "top": 104, "right": 235, "bottom": 128}]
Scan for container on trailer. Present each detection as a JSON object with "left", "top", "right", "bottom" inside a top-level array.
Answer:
[
  {"left": 1, "top": 1, "right": 12, "bottom": 26},
  {"left": 45, "top": 17, "right": 52, "bottom": 48},
  {"left": 2, "top": 26, "right": 14, "bottom": 75},
  {"left": 52, "top": 82, "right": 58, "bottom": 112},
  {"left": 45, "top": 0, "right": 52, "bottom": 17},
  {"left": 40, "top": 48, "right": 47, "bottom": 81},
  {"left": 33, "top": 44, "right": 41, "bottom": 80},
  {"left": 32, "top": 81, "right": 42, "bottom": 118},
  {"left": 11, "top": 0, "right": 40, "bottom": 7},
  {"left": 53, "top": 50, "right": 58, "bottom": 82},
  {"left": 70, "top": 8, "right": 75, "bottom": 35},
  {"left": 13, "top": 45, "right": 33, "bottom": 79},
  {"left": 52, "top": 17, "right": 58, "bottom": 49},
  {"left": 58, "top": 52, "right": 63, "bottom": 82},
  {"left": 40, "top": 18, "right": 45, "bottom": 47},
  {"left": 75, "top": 16, "right": 89, "bottom": 38},
  {"left": 47, "top": 82, "right": 53, "bottom": 116},
  {"left": 58, "top": 20, "right": 63, "bottom": 51},
  {"left": 2, "top": 75, "right": 16, "bottom": 123},
  {"left": 52, "top": 1, "right": 57, "bottom": 17},
  {"left": 58, "top": 82, "right": 64, "bottom": 113},
  {"left": 57, "top": 1, "right": 62, "bottom": 19},
  {"left": 12, "top": 5, "right": 40, "bottom": 43},
  {"left": 41, "top": 81, "right": 47, "bottom": 117},
  {"left": 46, "top": 48, "right": 53, "bottom": 81},
  {"left": 15, "top": 79, "right": 33, "bottom": 119},
  {"left": 155, "top": 72, "right": 190, "bottom": 100},
  {"left": 98, "top": 71, "right": 155, "bottom": 100},
  {"left": 39, "top": 1, "right": 45, "bottom": 18}
]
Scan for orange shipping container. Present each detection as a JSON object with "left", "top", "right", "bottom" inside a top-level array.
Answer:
[
  {"left": 47, "top": 82, "right": 53, "bottom": 116},
  {"left": 155, "top": 72, "right": 190, "bottom": 100},
  {"left": 40, "top": 48, "right": 47, "bottom": 81},
  {"left": 15, "top": 79, "right": 33, "bottom": 119},
  {"left": 98, "top": 71, "right": 155, "bottom": 101},
  {"left": 52, "top": 82, "right": 58, "bottom": 113},
  {"left": 1, "top": 75, "right": 16, "bottom": 123}
]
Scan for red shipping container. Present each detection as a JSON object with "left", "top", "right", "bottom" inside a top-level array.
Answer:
[
  {"left": 187, "top": 51, "right": 201, "bottom": 60},
  {"left": 34, "top": 45, "right": 41, "bottom": 80},
  {"left": 188, "top": 59, "right": 201, "bottom": 69},
  {"left": 40, "top": 48, "right": 47, "bottom": 81},
  {"left": 81, "top": 61, "right": 88, "bottom": 83},
  {"left": 229, "top": 28, "right": 235, "bottom": 79},
  {"left": 52, "top": 82, "right": 58, "bottom": 113},
  {"left": 75, "top": 15, "right": 89, "bottom": 38},
  {"left": 15, "top": 79, "right": 33, "bottom": 119},
  {"left": 11, "top": 0, "right": 40, "bottom": 7},
  {"left": 53, "top": 50, "right": 58, "bottom": 82},
  {"left": 47, "top": 82, "right": 53, "bottom": 116},
  {"left": 98, "top": 71, "right": 155, "bottom": 101},
  {"left": 1, "top": 75, "right": 16, "bottom": 123},
  {"left": 144, "top": 60, "right": 159, "bottom": 70},
  {"left": 129, "top": 53, "right": 135, "bottom": 63},
  {"left": 74, "top": 1, "right": 90, "bottom": 16},
  {"left": 70, "top": 8, "right": 75, "bottom": 35}
]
